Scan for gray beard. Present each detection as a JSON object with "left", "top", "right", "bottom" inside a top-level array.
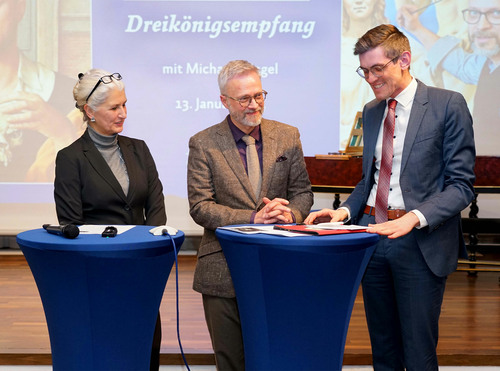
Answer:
[
  {"left": 241, "top": 107, "right": 265, "bottom": 128},
  {"left": 241, "top": 117, "right": 262, "bottom": 127},
  {"left": 472, "top": 42, "right": 500, "bottom": 59}
]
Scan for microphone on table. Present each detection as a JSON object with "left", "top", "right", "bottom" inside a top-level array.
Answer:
[{"left": 42, "top": 224, "right": 80, "bottom": 239}]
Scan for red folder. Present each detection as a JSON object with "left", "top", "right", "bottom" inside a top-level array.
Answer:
[{"left": 273, "top": 224, "right": 367, "bottom": 235}]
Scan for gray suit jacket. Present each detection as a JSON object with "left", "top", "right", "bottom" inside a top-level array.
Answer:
[
  {"left": 188, "top": 117, "right": 313, "bottom": 297},
  {"left": 344, "top": 80, "right": 476, "bottom": 277}
]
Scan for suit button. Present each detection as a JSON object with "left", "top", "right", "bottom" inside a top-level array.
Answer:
[{"left": 124, "top": 205, "right": 131, "bottom": 211}]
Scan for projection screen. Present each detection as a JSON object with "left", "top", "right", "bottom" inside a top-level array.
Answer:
[{"left": 1, "top": 0, "right": 497, "bottom": 235}]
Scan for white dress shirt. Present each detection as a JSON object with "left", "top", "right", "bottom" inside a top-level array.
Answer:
[{"left": 344, "top": 77, "right": 427, "bottom": 227}]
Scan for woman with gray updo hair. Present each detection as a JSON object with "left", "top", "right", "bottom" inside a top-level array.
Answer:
[
  {"left": 73, "top": 68, "right": 126, "bottom": 122},
  {"left": 55, "top": 68, "right": 166, "bottom": 371}
]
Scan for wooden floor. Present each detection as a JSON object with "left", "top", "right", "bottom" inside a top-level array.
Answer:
[{"left": 1, "top": 253, "right": 499, "bottom": 366}]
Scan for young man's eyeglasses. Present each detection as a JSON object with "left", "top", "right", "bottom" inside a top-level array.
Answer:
[
  {"left": 86, "top": 73, "right": 123, "bottom": 102},
  {"left": 356, "top": 56, "right": 400, "bottom": 79},
  {"left": 462, "top": 9, "right": 500, "bottom": 25},
  {"left": 224, "top": 90, "right": 268, "bottom": 108}
]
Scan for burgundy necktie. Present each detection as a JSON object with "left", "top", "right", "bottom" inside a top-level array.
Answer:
[{"left": 375, "top": 99, "right": 397, "bottom": 223}]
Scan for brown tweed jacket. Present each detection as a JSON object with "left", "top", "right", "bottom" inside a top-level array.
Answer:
[{"left": 187, "top": 116, "right": 313, "bottom": 297}]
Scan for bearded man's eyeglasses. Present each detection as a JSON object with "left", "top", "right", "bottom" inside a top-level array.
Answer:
[
  {"left": 224, "top": 90, "right": 268, "bottom": 108},
  {"left": 462, "top": 9, "right": 500, "bottom": 25}
]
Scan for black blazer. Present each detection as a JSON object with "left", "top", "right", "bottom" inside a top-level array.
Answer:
[{"left": 54, "top": 129, "right": 166, "bottom": 226}]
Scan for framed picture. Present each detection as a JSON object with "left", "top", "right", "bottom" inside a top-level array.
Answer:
[{"left": 345, "top": 112, "right": 363, "bottom": 156}]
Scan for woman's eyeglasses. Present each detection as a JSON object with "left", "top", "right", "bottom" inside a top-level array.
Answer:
[{"left": 86, "top": 73, "right": 122, "bottom": 102}]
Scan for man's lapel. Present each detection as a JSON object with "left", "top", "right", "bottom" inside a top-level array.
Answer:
[
  {"left": 401, "top": 81, "right": 428, "bottom": 173},
  {"left": 260, "top": 120, "right": 278, "bottom": 200}
]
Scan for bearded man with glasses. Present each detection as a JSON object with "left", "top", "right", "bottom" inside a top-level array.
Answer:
[
  {"left": 187, "top": 59, "right": 313, "bottom": 370},
  {"left": 398, "top": 0, "right": 500, "bottom": 155}
]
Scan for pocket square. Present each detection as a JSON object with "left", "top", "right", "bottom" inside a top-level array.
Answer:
[{"left": 276, "top": 155, "right": 287, "bottom": 162}]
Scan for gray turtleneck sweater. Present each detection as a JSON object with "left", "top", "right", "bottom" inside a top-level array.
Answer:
[{"left": 87, "top": 125, "right": 129, "bottom": 196}]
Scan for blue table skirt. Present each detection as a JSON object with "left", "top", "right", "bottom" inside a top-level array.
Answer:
[
  {"left": 217, "top": 226, "right": 378, "bottom": 371},
  {"left": 17, "top": 226, "right": 184, "bottom": 371}
]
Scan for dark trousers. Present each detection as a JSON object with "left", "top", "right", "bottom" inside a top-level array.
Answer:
[
  {"left": 202, "top": 294, "right": 245, "bottom": 371},
  {"left": 359, "top": 213, "right": 446, "bottom": 371},
  {"left": 150, "top": 313, "right": 161, "bottom": 370}
]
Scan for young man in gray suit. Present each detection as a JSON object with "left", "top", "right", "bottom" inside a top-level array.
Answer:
[
  {"left": 306, "top": 25, "right": 476, "bottom": 370},
  {"left": 187, "top": 60, "right": 313, "bottom": 370}
]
